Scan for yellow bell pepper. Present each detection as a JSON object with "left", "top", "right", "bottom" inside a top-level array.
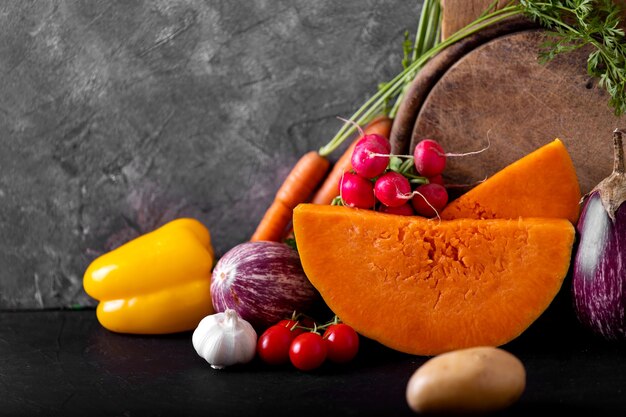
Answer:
[{"left": 83, "top": 218, "right": 215, "bottom": 334}]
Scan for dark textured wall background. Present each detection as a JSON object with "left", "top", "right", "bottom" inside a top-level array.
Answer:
[{"left": 0, "top": 0, "right": 422, "bottom": 309}]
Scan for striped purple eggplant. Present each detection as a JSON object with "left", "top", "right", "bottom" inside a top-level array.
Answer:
[
  {"left": 211, "top": 241, "right": 320, "bottom": 330},
  {"left": 572, "top": 129, "right": 626, "bottom": 340}
]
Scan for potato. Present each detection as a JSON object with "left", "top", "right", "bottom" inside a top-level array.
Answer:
[{"left": 405, "top": 346, "right": 526, "bottom": 415}]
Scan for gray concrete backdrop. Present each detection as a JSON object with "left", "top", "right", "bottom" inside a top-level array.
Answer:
[{"left": 0, "top": 1, "right": 423, "bottom": 309}]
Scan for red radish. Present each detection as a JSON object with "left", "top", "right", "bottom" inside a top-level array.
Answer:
[
  {"left": 379, "top": 203, "right": 414, "bottom": 216},
  {"left": 358, "top": 133, "right": 391, "bottom": 152},
  {"left": 374, "top": 172, "right": 412, "bottom": 207},
  {"left": 427, "top": 174, "right": 445, "bottom": 186},
  {"left": 411, "top": 183, "right": 448, "bottom": 218},
  {"left": 340, "top": 172, "right": 376, "bottom": 209},
  {"left": 414, "top": 139, "right": 446, "bottom": 177},
  {"left": 351, "top": 136, "right": 390, "bottom": 179}
]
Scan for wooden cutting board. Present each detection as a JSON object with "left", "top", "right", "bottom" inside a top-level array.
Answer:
[
  {"left": 390, "top": 2, "right": 626, "bottom": 196},
  {"left": 440, "top": 0, "right": 513, "bottom": 40}
]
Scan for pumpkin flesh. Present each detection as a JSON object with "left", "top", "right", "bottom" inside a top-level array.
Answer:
[{"left": 293, "top": 204, "right": 575, "bottom": 356}]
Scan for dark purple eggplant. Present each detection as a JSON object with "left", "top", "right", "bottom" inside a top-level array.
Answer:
[
  {"left": 210, "top": 241, "right": 320, "bottom": 330},
  {"left": 572, "top": 128, "right": 626, "bottom": 340}
]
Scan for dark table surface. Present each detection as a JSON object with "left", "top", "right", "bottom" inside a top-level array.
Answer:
[{"left": 2, "top": 289, "right": 626, "bottom": 417}]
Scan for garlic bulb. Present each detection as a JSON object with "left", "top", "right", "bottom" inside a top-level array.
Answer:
[{"left": 192, "top": 309, "right": 257, "bottom": 369}]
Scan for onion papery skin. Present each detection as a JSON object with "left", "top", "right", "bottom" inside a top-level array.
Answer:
[
  {"left": 210, "top": 241, "right": 320, "bottom": 330},
  {"left": 572, "top": 191, "right": 626, "bottom": 340}
]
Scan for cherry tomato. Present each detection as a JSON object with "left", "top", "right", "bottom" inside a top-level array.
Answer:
[
  {"left": 323, "top": 323, "right": 359, "bottom": 363},
  {"left": 257, "top": 325, "right": 296, "bottom": 365},
  {"left": 278, "top": 317, "right": 318, "bottom": 332},
  {"left": 289, "top": 332, "right": 327, "bottom": 371},
  {"left": 276, "top": 319, "right": 305, "bottom": 336}
]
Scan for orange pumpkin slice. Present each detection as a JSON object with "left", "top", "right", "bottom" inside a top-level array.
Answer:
[
  {"left": 441, "top": 139, "right": 581, "bottom": 223},
  {"left": 293, "top": 204, "right": 575, "bottom": 356}
]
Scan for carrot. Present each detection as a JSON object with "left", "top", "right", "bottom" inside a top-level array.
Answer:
[
  {"left": 250, "top": 150, "right": 330, "bottom": 242},
  {"left": 310, "top": 114, "right": 393, "bottom": 205},
  {"left": 252, "top": 115, "right": 392, "bottom": 242}
]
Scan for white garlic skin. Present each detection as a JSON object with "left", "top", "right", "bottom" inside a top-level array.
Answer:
[{"left": 192, "top": 309, "right": 258, "bottom": 369}]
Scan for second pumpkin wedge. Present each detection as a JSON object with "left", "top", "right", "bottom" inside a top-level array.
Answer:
[
  {"left": 293, "top": 204, "right": 575, "bottom": 356},
  {"left": 440, "top": 139, "right": 581, "bottom": 223}
]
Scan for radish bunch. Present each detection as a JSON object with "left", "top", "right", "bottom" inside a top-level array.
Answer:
[{"left": 338, "top": 132, "right": 449, "bottom": 218}]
